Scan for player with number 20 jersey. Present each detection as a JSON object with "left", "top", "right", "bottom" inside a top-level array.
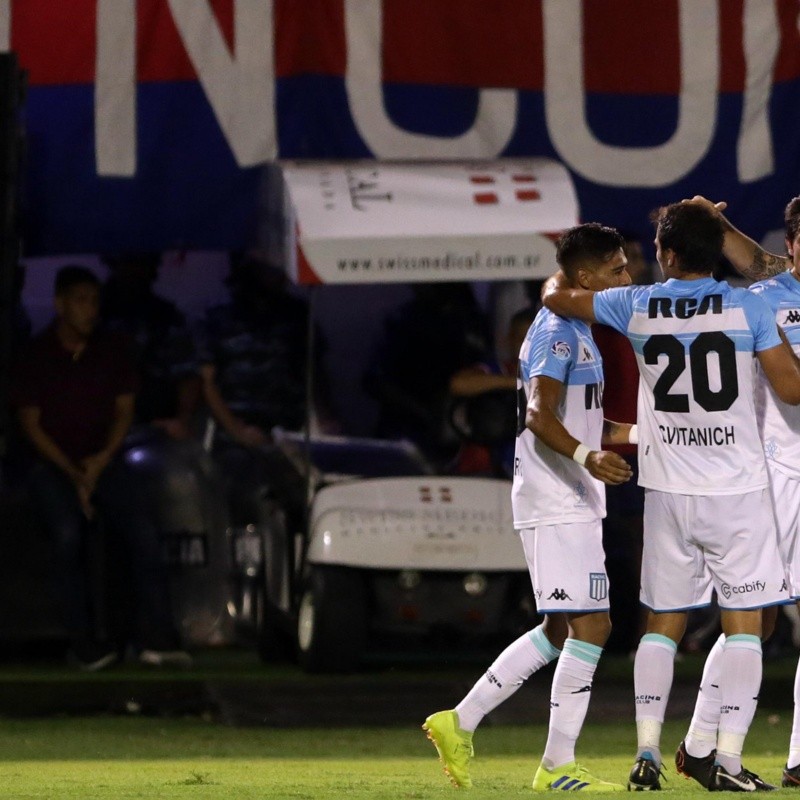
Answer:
[{"left": 594, "top": 278, "right": 777, "bottom": 496}]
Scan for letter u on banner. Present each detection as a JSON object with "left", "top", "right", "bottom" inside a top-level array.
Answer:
[
  {"left": 542, "top": 0, "right": 719, "bottom": 187},
  {"left": 344, "top": 0, "right": 517, "bottom": 159}
]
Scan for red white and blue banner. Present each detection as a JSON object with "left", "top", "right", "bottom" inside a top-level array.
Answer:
[{"left": 3, "top": 0, "right": 800, "bottom": 256}]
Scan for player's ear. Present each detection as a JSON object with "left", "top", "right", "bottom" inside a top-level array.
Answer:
[{"left": 576, "top": 267, "right": 593, "bottom": 290}]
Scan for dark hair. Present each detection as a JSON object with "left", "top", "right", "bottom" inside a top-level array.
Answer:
[
  {"left": 556, "top": 223, "right": 625, "bottom": 279},
  {"left": 785, "top": 196, "right": 800, "bottom": 244},
  {"left": 652, "top": 203, "right": 724, "bottom": 273},
  {"left": 54, "top": 265, "right": 100, "bottom": 296}
]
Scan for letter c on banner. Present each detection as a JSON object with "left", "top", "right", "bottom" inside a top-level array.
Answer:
[
  {"left": 543, "top": 0, "right": 719, "bottom": 187},
  {"left": 344, "top": 0, "right": 517, "bottom": 159}
]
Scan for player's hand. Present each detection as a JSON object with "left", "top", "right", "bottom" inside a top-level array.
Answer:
[
  {"left": 682, "top": 195, "right": 727, "bottom": 215},
  {"left": 585, "top": 450, "right": 633, "bottom": 485}
]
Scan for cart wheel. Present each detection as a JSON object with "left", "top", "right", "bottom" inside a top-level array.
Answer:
[{"left": 296, "top": 566, "right": 367, "bottom": 673}]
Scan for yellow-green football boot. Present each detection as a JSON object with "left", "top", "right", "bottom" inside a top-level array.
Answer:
[
  {"left": 532, "top": 761, "right": 625, "bottom": 792},
  {"left": 422, "top": 710, "right": 474, "bottom": 788}
]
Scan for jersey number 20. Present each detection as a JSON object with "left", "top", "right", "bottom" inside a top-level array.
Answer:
[{"left": 643, "top": 331, "right": 739, "bottom": 412}]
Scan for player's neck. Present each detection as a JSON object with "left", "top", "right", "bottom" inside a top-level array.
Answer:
[{"left": 664, "top": 267, "right": 712, "bottom": 282}]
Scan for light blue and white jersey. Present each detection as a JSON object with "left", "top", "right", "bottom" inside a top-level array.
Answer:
[
  {"left": 750, "top": 270, "right": 800, "bottom": 479},
  {"left": 512, "top": 307, "right": 605, "bottom": 528},
  {"left": 594, "top": 277, "right": 780, "bottom": 495}
]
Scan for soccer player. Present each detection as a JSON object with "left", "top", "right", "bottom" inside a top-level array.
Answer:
[
  {"left": 423, "top": 223, "right": 635, "bottom": 792},
  {"left": 542, "top": 202, "right": 800, "bottom": 792},
  {"left": 675, "top": 194, "right": 800, "bottom": 789}
]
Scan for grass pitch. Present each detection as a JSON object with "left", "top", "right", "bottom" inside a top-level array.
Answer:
[{"left": 0, "top": 714, "right": 792, "bottom": 799}]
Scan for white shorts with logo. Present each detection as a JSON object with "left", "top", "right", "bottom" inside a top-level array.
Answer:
[
  {"left": 518, "top": 520, "right": 610, "bottom": 614},
  {"left": 767, "top": 465, "right": 800, "bottom": 598},
  {"left": 641, "top": 488, "right": 789, "bottom": 612}
]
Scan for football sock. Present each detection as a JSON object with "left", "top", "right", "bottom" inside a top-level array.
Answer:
[
  {"left": 541, "top": 638, "right": 601, "bottom": 768},
  {"left": 789, "top": 651, "right": 800, "bottom": 769},
  {"left": 455, "top": 624, "right": 560, "bottom": 732},
  {"left": 633, "top": 633, "right": 678, "bottom": 767},
  {"left": 716, "top": 634, "right": 762, "bottom": 777},
  {"left": 685, "top": 633, "right": 725, "bottom": 757}
]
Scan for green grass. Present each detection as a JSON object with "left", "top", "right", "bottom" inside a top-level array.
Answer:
[{"left": 0, "top": 715, "right": 793, "bottom": 799}]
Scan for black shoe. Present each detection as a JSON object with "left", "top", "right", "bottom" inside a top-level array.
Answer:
[
  {"left": 709, "top": 764, "right": 776, "bottom": 792},
  {"left": 628, "top": 756, "right": 663, "bottom": 791},
  {"left": 783, "top": 764, "right": 800, "bottom": 788},
  {"left": 741, "top": 769, "right": 777, "bottom": 791},
  {"left": 675, "top": 740, "right": 715, "bottom": 789}
]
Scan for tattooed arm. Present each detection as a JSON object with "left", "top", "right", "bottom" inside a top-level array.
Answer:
[{"left": 685, "top": 196, "right": 789, "bottom": 281}]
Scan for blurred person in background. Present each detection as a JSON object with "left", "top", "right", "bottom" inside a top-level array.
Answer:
[
  {"left": 365, "top": 282, "right": 493, "bottom": 467},
  {"left": 12, "top": 266, "right": 189, "bottom": 670},
  {"left": 100, "top": 253, "right": 200, "bottom": 440},
  {"left": 448, "top": 305, "right": 536, "bottom": 477},
  {"left": 592, "top": 236, "right": 651, "bottom": 654},
  {"left": 197, "top": 253, "right": 333, "bottom": 531}
]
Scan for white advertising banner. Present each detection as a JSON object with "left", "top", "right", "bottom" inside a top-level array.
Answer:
[{"left": 281, "top": 159, "right": 579, "bottom": 285}]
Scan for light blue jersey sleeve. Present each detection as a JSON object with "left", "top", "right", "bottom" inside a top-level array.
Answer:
[
  {"left": 592, "top": 286, "right": 638, "bottom": 334},
  {"left": 741, "top": 290, "right": 782, "bottom": 351},
  {"left": 524, "top": 315, "right": 578, "bottom": 384}
]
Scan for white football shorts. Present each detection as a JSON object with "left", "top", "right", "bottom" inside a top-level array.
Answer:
[
  {"left": 767, "top": 464, "right": 800, "bottom": 598},
  {"left": 641, "top": 488, "right": 789, "bottom": 612},
  {"left": 518, "top": 520, "right": 610, "bottom": 614}
]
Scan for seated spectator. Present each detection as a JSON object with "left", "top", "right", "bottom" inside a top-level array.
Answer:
[
  {"left": 365, "top": 282, "right": 493, "bottom": 466},
  {"left": 449, "top": 306, "right": 536, "bottom": 477},
  {"left": 100, "top": 253, "right": 200, "bottom": 439},
  {"left": 11, "top": 266, "right": 189, "bottom": 670},
  {"left": 197, "top": 253, "right": 329, "bottom": 529}
]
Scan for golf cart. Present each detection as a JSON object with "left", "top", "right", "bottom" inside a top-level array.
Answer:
[{"left": 228, "top": 158, "right": 579, "bottom": 672}]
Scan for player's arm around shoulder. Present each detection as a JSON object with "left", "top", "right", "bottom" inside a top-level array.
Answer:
[
  {"left": 541, "top": 270, "right": 597, "bottom": 321},
  {"left": 758, "top": 329, "right": 800, "bottom": 404},
  {"left": 602, "top": 419, "right": 637, "bottom": 447},
  {"left": 684, "top": 196, "right": 789, "bottom": 281},
  {"left": 525, "top": 375, "right": 632, "bottom": 485}
]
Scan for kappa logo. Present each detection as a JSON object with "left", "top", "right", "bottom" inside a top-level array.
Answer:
[
  {"left": 547, "top": 588, "right": 572, "bottom": 601},
  {"left": 785, "top": 309, "right": 800, "bottom": 325}
]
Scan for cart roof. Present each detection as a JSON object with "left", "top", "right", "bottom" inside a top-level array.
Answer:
[{"left": 281, "top": 159, "right": 579, "bottom": 285}]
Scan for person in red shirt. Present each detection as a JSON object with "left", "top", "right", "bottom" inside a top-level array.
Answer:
[
  {"left": 592, "top": 237, "right": 649, "bottom": 654},
  {"left": 13, "top": 266, "right": 188, "bottom": 670}
]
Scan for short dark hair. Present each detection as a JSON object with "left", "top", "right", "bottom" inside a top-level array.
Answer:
[
  {"left": 555, "top": 223, "right": 625, "bottom": 279},
  {"left": 785, "top": 196, "right": 800, "bottom": 244},
  {"left": 54, "top": 265, "right": 100, "bottom": 296},
  {"left": 652, "top": 203, "right": 724, "bottom": 273}
]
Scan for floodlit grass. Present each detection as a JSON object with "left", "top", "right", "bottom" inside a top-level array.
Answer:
[{"left": 0, "top": 715, "right": 792, "bottom": 799}]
